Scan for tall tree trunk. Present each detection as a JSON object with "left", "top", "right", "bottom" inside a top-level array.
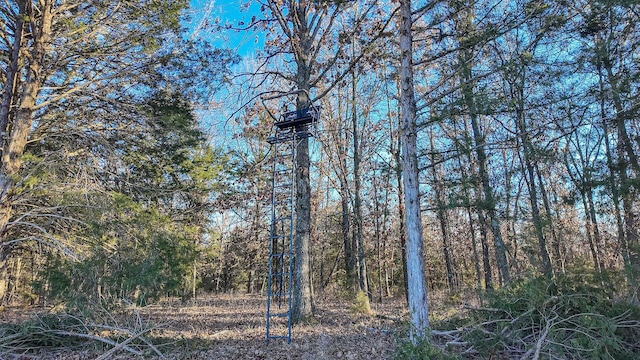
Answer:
[
  {"left": 398, "top": 0, "right": 429, "bottom": 340},
  {"left": 596, "top": 56, "right": 631, "bottom": 272},
  {"left": 1, "top": 0, "right": 53, "bottom": 304},
  {"left": 334, "top": 93, "right": 356, "bottom": 290},
  {"left": 0, "top": 1, "right": 26, "bottom": 137},
  {"left": 456, "top": 45, "right": 509, "bottom": 285},
  {"left": 373, "top": 163, "right": 384, "bottom": 302},
  {"left": 392, "top": 114, "right": 409, "bottom": 304},
  {"left": 429, "top": 131, "right": 456, "bottom": 290},
  {"left": 515, "top": 100, "right": 553, "bottom": 277},
  {"left": 289, "top": 0, "right": 315, "bottom": 323},
  {"left": 0, "top": 0, "right": 27, "bottom": 303},
  {"left": 534, "top": 163, "right": 564, "bottom": 273},
  {"left": 351, "top": 63, "right": 370, "bottom": 302},
  {"left": 606, "top": 54, "right": 640, "bottom": 264},
  {"left": 293, "top": 121, "right": 313, "bottom": 322}
]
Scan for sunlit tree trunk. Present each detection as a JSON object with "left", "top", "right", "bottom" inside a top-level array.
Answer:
[
  {"left": 398, "top": 0, "right": 429, "bottom": 340},
  {"left": 0, "top": 0, "right": 52, "bottom": 304},
  {"left": 284, "top": 0, "right": 314, "bottom": 323}
]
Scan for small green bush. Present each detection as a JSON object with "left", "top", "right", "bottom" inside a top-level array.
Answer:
[
  {"left": 394, "top": 336, "right": 459, "bottom": 360},
  {"left": 351, "top": 290, "right": 373, "bottom": 316}
]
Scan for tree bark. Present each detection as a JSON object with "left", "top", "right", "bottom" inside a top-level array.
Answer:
[
  {"left": 291, "top": 46, "right": 313, "bottom": 320},
  {"left": 398, "top": 0, "right": 429, "bottom": 341},
  {"left": 0, "top": 0, "right": 53, "bottom": 304},
  {"left": 292, "top": 129, "right": 313, "bottom": 322},
  {"left": 0, "top": 1, "right": 26, "bottom": 138}
]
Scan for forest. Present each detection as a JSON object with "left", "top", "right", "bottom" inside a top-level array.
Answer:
[{"left": 1, "top": 0, "right": 640, "bottom": 358}]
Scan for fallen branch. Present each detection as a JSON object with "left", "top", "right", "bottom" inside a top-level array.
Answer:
[
  {"left": 431, "top": 329, "right": 461, "bottom": 338},
  {"left": 51, "top": 330, "right": 142, "bottom": 356}
]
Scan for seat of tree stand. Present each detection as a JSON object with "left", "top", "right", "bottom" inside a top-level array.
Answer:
[{"left": 274, "top": 107, "right": 319, "bottom": 130}]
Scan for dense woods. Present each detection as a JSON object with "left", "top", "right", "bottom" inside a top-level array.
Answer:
[{"left": 1, "top": 0, "right": 640, "bottom": 358}]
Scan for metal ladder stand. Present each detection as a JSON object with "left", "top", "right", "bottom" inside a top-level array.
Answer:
[{"left": 265, "top": 106, "right": 318, "bottom": 343}]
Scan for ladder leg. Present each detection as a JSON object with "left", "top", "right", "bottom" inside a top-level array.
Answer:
[{"left": 266, "top": 131, "right": 296, "bottom": 343}]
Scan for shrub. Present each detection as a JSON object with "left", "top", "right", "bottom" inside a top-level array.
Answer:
[
  {"left": 462, "top": 269, "right": 640, "bottom": 359},
  {"left": 394, "top": 336, "right": 459, "bottom": 360},
  {"left": 351, "top": 290, "right": 373, "bottom": 316}
]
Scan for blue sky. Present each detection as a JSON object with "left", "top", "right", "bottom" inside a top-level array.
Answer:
[
  {"left": 188, "top": 0, "right": 263, "bottom": 57},
  {"left": 186, "top": 1, "right": 267, "bottom": 140}
]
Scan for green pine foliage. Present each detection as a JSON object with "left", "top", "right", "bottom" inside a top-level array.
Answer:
[
  {"left": 461, "top": 267, "right": 640, "bottom": 359},
  {"left": 40, "top": 194, "right": 199, "bottom": 307},
  {"left": 394, "top": 335, "right": 459, "bottom": 360},
  {"left": 351, "top": 290, "right": 373, "bottom": 315},
  {"left": 25, "top": 89, "right": 231, "bottom": 308}
]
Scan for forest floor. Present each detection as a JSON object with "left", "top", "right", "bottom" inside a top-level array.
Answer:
[
  {"left": 148, "top": 292, "right": 404, "bottom": 360},
  {"left": 1, "top": 291, "right": 427, "bottom": 359}
]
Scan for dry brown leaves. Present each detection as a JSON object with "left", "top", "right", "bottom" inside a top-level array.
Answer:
[
  {"left": 1, "top": 293, "right": 406, "bottom": 360},
  {"left": 153, "top": 293, "right": 403, "bottom": 360}
]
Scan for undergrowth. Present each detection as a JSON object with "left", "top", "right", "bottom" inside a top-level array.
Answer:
[
  {"left": 394, "top": 335, "right": 460, "bottom": 360},
  {"left": 472, "top": 270, "right": 639, "bottom": 358},
  {"left": 0, "top": 302, "right": 164, "bottom": 358},
  {"left": 424, "top": 267, "right": 640, "bottom": 359},
  {"left": 352, "top": 290, "right": 374, "bottom": 316}
]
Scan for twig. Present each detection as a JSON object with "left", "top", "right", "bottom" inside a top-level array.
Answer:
[
  {"left": 431, "top": 329, "right": 461, "bottom": 338},
  {"left": 94, "top": 329, "right": 151, "bottom": 360}
]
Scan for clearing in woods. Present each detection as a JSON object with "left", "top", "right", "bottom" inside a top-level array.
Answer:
[{"left": 1, "top": 293, "right": 406, "bottom": 359}]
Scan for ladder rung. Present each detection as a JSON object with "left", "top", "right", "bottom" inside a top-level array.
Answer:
[
  {"left": 270, "top": 234, "right": 290, "bottom": 239},
  {"left": 274, "top": 167, "right": 293, "bottom": 173},
  {"left": 274, "top": 216, "right": 292, "bottom": 222},
  {"left": 274, "top": 199, "right": 292, "bottom": 205},
  {"left": 267, "top": 140, "right": 296, "bottom": 344},
  {"left": 272, "top": 205, "right": 291, "bottom": 211},
  {"left": 268, "top": 312, "right": 290, "bottom": 318},
  {"left": 267, "top": 335, "right": 290, "bottom": 340}
]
